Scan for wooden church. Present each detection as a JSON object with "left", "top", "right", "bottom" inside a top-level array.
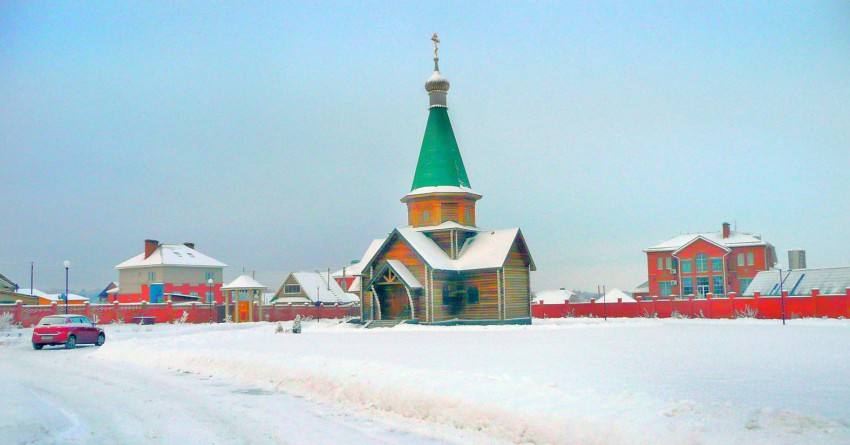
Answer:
[{"left": 358, "top": 36, "right": 535, "bottom": 325}]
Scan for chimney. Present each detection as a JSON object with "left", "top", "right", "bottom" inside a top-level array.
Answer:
[
  {"left": 184, "top": 242, "right": 195, "bottom": 250},
  {"left": 722, "top": 222, "right": 731, "bottom": 239},
  {"left": 144, "top": 239, "right": 159, "bottom": 259}
]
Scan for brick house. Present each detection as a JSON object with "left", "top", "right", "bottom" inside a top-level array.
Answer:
[
  {"left": 644, "top": 223, "right": 776, "bottom": 298},
  {"left": 114, "top": 240, "right": 226, "bottom": 303}
]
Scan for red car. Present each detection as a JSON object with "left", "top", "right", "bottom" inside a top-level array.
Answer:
[{"left": 32, "top": 314, "right": 106, "bottom": 350}]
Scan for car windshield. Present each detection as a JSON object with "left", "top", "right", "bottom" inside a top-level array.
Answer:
[{"left": 38, "top": 316, "right": 68, "bottom": 326}]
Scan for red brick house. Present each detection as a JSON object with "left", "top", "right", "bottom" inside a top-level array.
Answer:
[{"left": 644, "top": 223, "right": 776, "bottom": 298}]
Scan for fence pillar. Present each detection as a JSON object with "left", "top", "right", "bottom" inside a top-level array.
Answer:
[
  {"left": 706, "top": 294, "right": 712, "bottom": 319},
  {"left": 51, "top": 301, "right": 58, "bottom": 314},
  {"left": 15, "top": 300, "right": 23, "bottom": 325},
  {"left": 167, "top": 300, "right": 174, "bottom": 323},
  {"left": 84, "top": 301, "right": 91, "bottom": 318},
  {"left": 113, "top": 301, "right": 120, "bottom": 323}
]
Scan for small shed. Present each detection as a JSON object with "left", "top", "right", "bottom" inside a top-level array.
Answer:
[{"left": 221, "top": 275, "right": 268, "bottom": 323}]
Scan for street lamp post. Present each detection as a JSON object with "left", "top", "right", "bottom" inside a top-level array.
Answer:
[
  {"left": 207, "top": 278, "right": 214, "bottom": 323},
  {"left": 776, "top": 264, "right": 786, "bottom": 325},
  {"left": 63, "top": 260, "right": 71, "bottom": 314}
]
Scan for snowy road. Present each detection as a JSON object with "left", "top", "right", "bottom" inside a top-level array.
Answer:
[
  {"left": 0, "top": 332, "right": 455, "bottom": 445},
  {"left": 2, "top": 318, "right": 849, "bottom": 445}
]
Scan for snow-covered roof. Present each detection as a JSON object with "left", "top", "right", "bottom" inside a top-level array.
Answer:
[
  {"left": 633, "top": 281, "right": 649, "bottom": 293},
  {"left": 115, "top": 244, "right": 227, "bottom": 269},
  {"left": 385, "top": 260, "right": 423, "bottom": 289},
  {"left": 597, "top": 289, "right": 636, "bottom": 303},
  {"left": 533, "top": 289, "right": 574, "bottom": 304},
  {"left": 17, "top": 289, "right": 89, "bottom": 302},
  {"left": 16, "top": 288, "right": 51, "bottom": 299},
  {"left": 412, "top": 221, "right": 481, "bottom": 233},
  {"left": 402, "top": 186, "right": 482, "bottom": 200},
  {"left": 288, "top": 272, "right": 359, "bottom": 304},
  {"left": 743, "top": 266, "right": 850, "bottom": 297},
  {"left": 221, "top": 275, "right": 267, "bottom": 290},
  {"left": 348, "top": 276, "right": 362, "bottom": 293},
  {"left": 645, "top": 231, "right": 767, "bottom": 253},
  {"left": 0, "top": 272, "right": 16, "bottom": 289},
  {"left": 332, "top": 239, "right": 385, "bottom": 278},
  {"left": 373, "top": 226, "right": 533, "bottom": 272}
]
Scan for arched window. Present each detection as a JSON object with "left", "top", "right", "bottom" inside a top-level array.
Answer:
[{"left": 695, "top": 254, "right": 708, "bottom": 273}]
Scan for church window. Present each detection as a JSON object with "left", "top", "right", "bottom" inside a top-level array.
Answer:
[
  {"left": 467, "top": 286, "right": 479, "bottom": 304},
  {"left": 422, "top": 210, "right": 431, "bottom": 223}
]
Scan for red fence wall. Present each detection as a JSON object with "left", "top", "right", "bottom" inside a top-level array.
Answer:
[
  {"left": 532, "top": 289, "right": 850, "bottom": 319},
  {"left": 0, "top": 301, "right": 360, "bottom": 327}
]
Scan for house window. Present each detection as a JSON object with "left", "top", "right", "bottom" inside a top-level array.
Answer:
[
  {"left": 206, "top": 291, "right": 214, "bottom": 303},
  {"left": 681, "top": 260, "right": 692, "bottom": 274},
  {"left": 284, "top": 284, "right": 301, "bottom": 294},
  {"left": 467, "top": 286, "right": 479, "bottom": 304},
  {"left": 659, "top": 281, "right": 673, "bottom": 297},
  {"left": 712, "top": 276, "right": 725, "bottom": 296},
  {"left": 683, "top": 277, "right": 694, "bottom": 296},
  {"left": 711, "top": 258, "right": 723, "bottom": 272},
  {"left": 205, "top": 271, "right": 214, "bottom": 281},
  {"left": 148, "top": 272, "right": 156, "bottom": 282},
  {"left": 696, "top": 277, "right": 710, "bottom": 297},
  {"left": 657, "top": 258, "right": 663, "bottom": 271},
  {"left": 695, "top": 254, "right": 708, "bottom": 273},
  {"left": 737, "top": 253, "right": 745, "bottom": 266},
  {"left": 665, "top": 257, "right": 673, "bottom": 270},
  {"left": 740, "top": 278, "right": 753, "bottom": 294},
  {"left": 747, "top": 252, "right": 754, "bottom": 266},
  {"left": 190, "top": 291, "right": 199, "bottom": 297}
]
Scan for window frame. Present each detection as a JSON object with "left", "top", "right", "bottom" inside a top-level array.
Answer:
[
  {"left": 681, "top": 260, "right": 692, "bottom": 274},
  {"left": 711, "top": 257, "right": 723, "bottom": 273},
  {"left": 682, "top": 277, "right": 694, "bottom": 296},
  {"left": 712, "top": 276, "right": 725, "bottom": 296},
  {"left": 695, "top": 254, "right": 708, "bottom": 273},
  {"left": 284, "top": 284, "right": 301, "bottom": 294},
  {"left": 696, "top": 276, "right": 710, "bottom": 297}
]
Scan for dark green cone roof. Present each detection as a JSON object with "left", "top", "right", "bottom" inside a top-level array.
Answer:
[{"left": 411, "top": 107, "right": 471, "bottom": 190}]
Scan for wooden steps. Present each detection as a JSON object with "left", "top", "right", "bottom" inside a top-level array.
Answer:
[{"left": 365, "top": 319, "right": 405, "bottom": 329}]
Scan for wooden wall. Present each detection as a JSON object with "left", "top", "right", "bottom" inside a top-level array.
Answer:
[
  {"left": 503, "top": 242, "right": 531, "bottom": 320},
  {"left": 406, "top": 196, "right": 478, "bottom": 227}
]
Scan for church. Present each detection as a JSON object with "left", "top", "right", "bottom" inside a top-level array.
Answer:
[{"left": 358, "top": 36, "right": 535, "bottom": 325}]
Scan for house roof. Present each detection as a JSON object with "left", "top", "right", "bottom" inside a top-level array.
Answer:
[
  {"left": 533, "top": 289, "right": 574, "bottom": 304},
  {"left": 645, "top": 231, "right": 767, "bottom": 253},
  {"left": 743, "top": 266, "right": 850, "bottom": 297},
  {"left": 115, "top": 244, "right": 227, "bottom": 269},
  {"left": 0, "top": 272, "right": 16, "bottom": 290},
  {"left": 221, "top": 275, "right": 267, "bottom": 291},
  {"left": 597, "top": 288, "right": 637, "bottom": 303},
  {"left": 17, "top": 288, "right": 89, "bottom": 302},
  {"left": 363, "top": 226, "right": 535, "bottom": 273},
  {"left": 277, "top": 271, "right": 359, "bottom": 304},
  {"left": 332, "top": 239, "right": 385, "bottom": 278},
  {"left": 633, "top": 281, "right": 649, "bottom": 293}
]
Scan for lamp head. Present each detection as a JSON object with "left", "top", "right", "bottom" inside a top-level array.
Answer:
[
  {"left": 63, "top": 260, "right": 71, "bottom": 268},
  {"left": 207, "top": 278, "right": 214, "bottom": 285}
]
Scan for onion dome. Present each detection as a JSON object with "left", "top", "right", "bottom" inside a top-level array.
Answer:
[{"left": 425, "top": 60, "right": 450, "bottom": 94}]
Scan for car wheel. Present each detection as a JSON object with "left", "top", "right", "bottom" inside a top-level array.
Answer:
[
  {"left": 65, "top": 335, "right": 76, "bottom": 349},
  {"left": 32, "top": 343, "right": 43, "bottom": 350},
  {"left": 95, "top": 333, "right": 105, "bottom": 346}
]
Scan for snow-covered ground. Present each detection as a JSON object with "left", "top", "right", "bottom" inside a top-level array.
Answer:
[{"left": 2, "top": 318, "right": 848, "bottom": 444}]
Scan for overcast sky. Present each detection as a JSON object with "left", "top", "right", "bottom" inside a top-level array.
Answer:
[{"left": 2, "top": 2, "right": 849, "bottom": 294}]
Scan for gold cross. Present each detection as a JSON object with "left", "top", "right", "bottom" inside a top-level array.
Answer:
[{"left": 431, "top": 33, "right": 440, "bottom": 59}]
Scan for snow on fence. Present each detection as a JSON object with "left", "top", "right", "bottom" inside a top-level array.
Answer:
[
  {"left": 532, "top": 289, "right": 850, "bottom": 319},
  {"left": 0, "top": 300, "right": 360, "bottom": 327}
]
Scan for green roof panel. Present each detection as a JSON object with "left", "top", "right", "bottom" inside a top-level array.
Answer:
[{"left": 411, "top": 107, "right": 471, "bottom": 191}]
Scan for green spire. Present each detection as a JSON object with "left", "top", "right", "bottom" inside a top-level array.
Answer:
[{"left": 411, "top": 107, "right": 471, "bottom": 190}]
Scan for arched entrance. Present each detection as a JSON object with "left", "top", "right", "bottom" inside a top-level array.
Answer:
[{"left": 367, "top": 261, "right": 421, "bottom": 321}]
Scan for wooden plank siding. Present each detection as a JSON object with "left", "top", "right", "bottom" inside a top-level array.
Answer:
[
  {"left": 457, "top": 269, "right": 500, "bottom": 320},
  {"left": 425, "top": 232, "right": 452, "bottom": 257},
  {"left": 368, "top": 235, "right": 429, "bottom": 322},
  {"left": 503, "top": 242, "right": 532, "bottom": 320}
]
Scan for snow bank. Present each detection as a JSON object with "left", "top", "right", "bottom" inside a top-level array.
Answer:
[{"left": 94, "top": 319, "right": 850, "bottom": 444}]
